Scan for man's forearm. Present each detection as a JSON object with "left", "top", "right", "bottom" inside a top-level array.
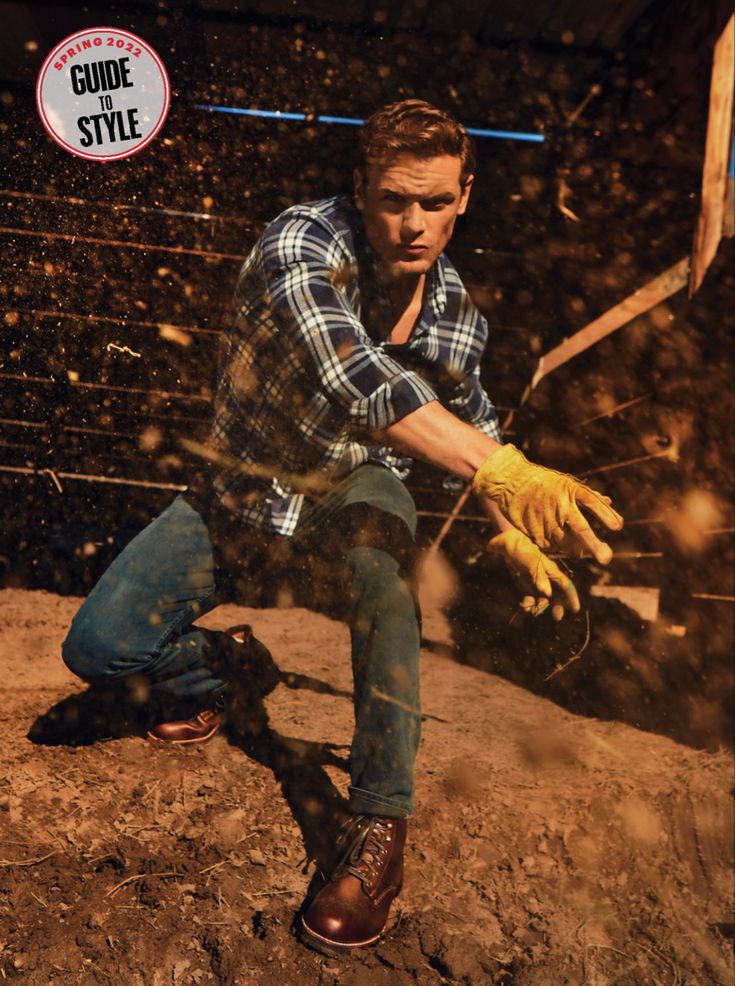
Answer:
[
  {"left": 372, "top": 398, "right": 623, "bottom": 563},
  {"left": 371, "top": 400, "right": 502, "bottom": 479}
]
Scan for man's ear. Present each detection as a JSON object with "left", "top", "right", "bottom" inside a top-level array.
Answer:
[
  {"left": 457, "top": 174, "right": 474, "bottom": 215},
  {"left": 353, "top": 167, "right": 366, "bottom": 210}
]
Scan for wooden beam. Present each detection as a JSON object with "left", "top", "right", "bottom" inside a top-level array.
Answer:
[
  {"left": 689, "top": 13, "right": 735, "bottom": 296},
  {"left": 531, "top": 258, "right": 690, "bottom": 390},
  {"left": 502, "top": 258, "right": 690, "bottom": 432}
]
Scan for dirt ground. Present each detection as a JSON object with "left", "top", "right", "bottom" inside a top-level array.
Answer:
[{"left": 0, "top": 587, "right": 733, "bottom": 985}]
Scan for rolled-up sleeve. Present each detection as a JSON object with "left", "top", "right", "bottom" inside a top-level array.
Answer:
[
  {"left": 260, "top": 217, "right": 437, "bottom": 430},
  {"left": 444, "top": 363, "right": 503, "bottom": 442}
]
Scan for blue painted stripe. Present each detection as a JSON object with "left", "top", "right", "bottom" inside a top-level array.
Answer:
[
  {"left": 466, "top": 126, "right": 545, "bottom": 143},
  {"left": 316, "top": 115, "right": 364, "bottom": 126},
  {"left": 195, "top": 104, "right": 307, "bottom": 121},
  {"left": 195, "top": 104, "right": 545, "bottom": 143}
]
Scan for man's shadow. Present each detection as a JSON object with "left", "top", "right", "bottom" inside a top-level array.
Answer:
[{"left": 27, "top": 666, "right": 354, "bottom": 883}]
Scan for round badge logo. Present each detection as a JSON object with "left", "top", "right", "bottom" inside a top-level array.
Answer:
[{"left": 36, "top": 27, "right": 170, "bottom": 161}]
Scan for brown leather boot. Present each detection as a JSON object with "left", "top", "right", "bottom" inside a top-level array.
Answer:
[
  {"left": 147, "top": 624, "right": 280, "bottom": 744},
  {"left": 147, "top": 702, "right": 224, "bottom": 744},
  {"left": 299, "top": 815, "right": 407, "bottom": 955}
]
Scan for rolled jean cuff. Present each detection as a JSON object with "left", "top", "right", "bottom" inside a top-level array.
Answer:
[{"left": 348, "top": 785, "right": 412, "bottom": 819}]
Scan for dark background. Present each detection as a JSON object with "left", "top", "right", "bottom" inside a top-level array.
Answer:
[{"left": 1, "top": 0, "right": 733, "bottom": 748}]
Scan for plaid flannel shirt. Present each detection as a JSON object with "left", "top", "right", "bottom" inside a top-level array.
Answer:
[{"left": 208, "top": 194, "right": 501, "bottom": 536}]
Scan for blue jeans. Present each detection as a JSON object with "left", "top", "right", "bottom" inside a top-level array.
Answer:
[{"left": 62, "top": 465, "right": 421, "bottom": 818}]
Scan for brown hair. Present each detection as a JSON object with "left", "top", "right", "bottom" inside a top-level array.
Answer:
[{"left": 358, "top": 99, "right": 476, "bottom": 188}]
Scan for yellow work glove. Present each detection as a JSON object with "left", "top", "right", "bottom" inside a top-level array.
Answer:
[
  {"left": 473, "top": 444, "right": 623, "bottom": 563},
  {"left": 488, "top": 528, "right": 580, "bottom": 621}
]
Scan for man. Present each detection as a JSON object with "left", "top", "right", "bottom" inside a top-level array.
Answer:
[{"left": 61, "top": 100, "right": 622, "bottom": 956}]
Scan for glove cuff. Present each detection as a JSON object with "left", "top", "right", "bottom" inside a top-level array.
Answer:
[{"left": 472, "top": 443, "right": 527, "bottom": 498}]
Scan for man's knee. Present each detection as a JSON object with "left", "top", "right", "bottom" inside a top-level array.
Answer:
[
  {"left": 350, "top": 466, "right": 417, "bottom": 537},
  {"left": 62, "top": 607, "right": 128, "bottom": 683},
  {"left": 337, "top": 468, "right": 418, "bottom": 568}
]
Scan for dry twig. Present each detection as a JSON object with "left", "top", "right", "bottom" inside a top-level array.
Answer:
[
  {"left": 0, "top": 850, "right": 58, "bottom": 868},
  {"left": 105, "top": 871, "right": 182, "bottom": 898},
  {"left": 544, "top": 611, "right": 591, "bottom": 681}
]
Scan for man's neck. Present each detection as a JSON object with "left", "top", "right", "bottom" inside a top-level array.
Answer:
[{"left": 386, "top": 273, "right": 425, "bottom": 345}]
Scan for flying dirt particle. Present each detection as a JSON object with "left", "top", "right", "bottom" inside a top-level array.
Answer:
[
  {"left": 517, "top": 725, "right": 579, "bottom": 768},
  {"left": 106, "top": 342, "right": 141, "bottom": 358},
  {"left": 276, "top": 584, "right": 294, "bottom": 608},
  {"left": 4, "top": 311, "right": 19, "bottom": 326},
  {"left": 665, "top": 489, "right": 724, "bottom": 552},
  {"left": 304, "top": 797, "right": 321, "bottom": 817},
  {"left": 443, "top": 759, "right": 484, "bottom": 800},
  {"left": 158, "top": 324, "right": 192, "bottom": 348},
  {"left": 139, "top": 426, "right": 163, "bottom": 452},
  {"left": 329, "top": 262, "right": 356, "bottom": 292},
  {"left": 126, "top": 675, "right": 150, "bottom": 704},
  {"left": 616, "top": 796, "right": 663, "bottom": 846},
  {"left": 418, "top": 548, "right": 458, "bottom": 612}
]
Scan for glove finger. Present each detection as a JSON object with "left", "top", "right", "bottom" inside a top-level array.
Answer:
[
  {"left": 541, "top": 555, "right": 580, "bottom": 612},
  {"left": 576, "top": 486, "right": 624, "bottom": 531},
  {"left": 531, "top": 559, "right": 553, "bottom": 598},
  {"left": 532, "top": 599, "right": 550, "bottom": 617},
  {"left": 520, "top": 595, "right": 536, "bottom": 612},
  {"left": 566, "top": 509, "right": 614, "bottom": 565},
  {"left": 551, "top": 604, "right": 565, "bottom": 622},
  {"left": 518, "top": 505, "right": 550, "bottom": 548}
]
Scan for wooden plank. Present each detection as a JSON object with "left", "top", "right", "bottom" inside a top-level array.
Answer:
[
  {"left": 690, "top": 14, "right": 735, "bottom": 296},
  {"left": 589, "top": 585, "right": 660, "bottom": 621},
  {"left": 524, "top": 257, "right": 690, "bottom": 394}
]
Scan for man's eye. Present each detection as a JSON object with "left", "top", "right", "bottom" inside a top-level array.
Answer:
[{"left": 423, "top": 201, "right": 446, "bottom": 211}]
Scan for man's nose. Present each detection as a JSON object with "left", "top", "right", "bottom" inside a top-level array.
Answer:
[{"left": 401, "top": 203, "right": 425, "bottom": 239}]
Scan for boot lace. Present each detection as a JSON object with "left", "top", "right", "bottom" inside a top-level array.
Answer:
[{"left": 335, "top": 816, "right": 394, "bottom": 888}]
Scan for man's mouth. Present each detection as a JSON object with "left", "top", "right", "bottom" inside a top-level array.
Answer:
[{"left": 400, "top": 244, "right": 428, "bottom": 255}]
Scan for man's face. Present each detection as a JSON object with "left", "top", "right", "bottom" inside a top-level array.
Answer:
[{"left": 353, "top": 153, "right": 473, "bottom": 280}]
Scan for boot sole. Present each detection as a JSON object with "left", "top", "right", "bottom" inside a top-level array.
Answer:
[
  {"left": 297, "top": 915, "right": 390, "bottom": 957},
  {"left": 146, "top": 723, "right": 221, "bottom": 745}
]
